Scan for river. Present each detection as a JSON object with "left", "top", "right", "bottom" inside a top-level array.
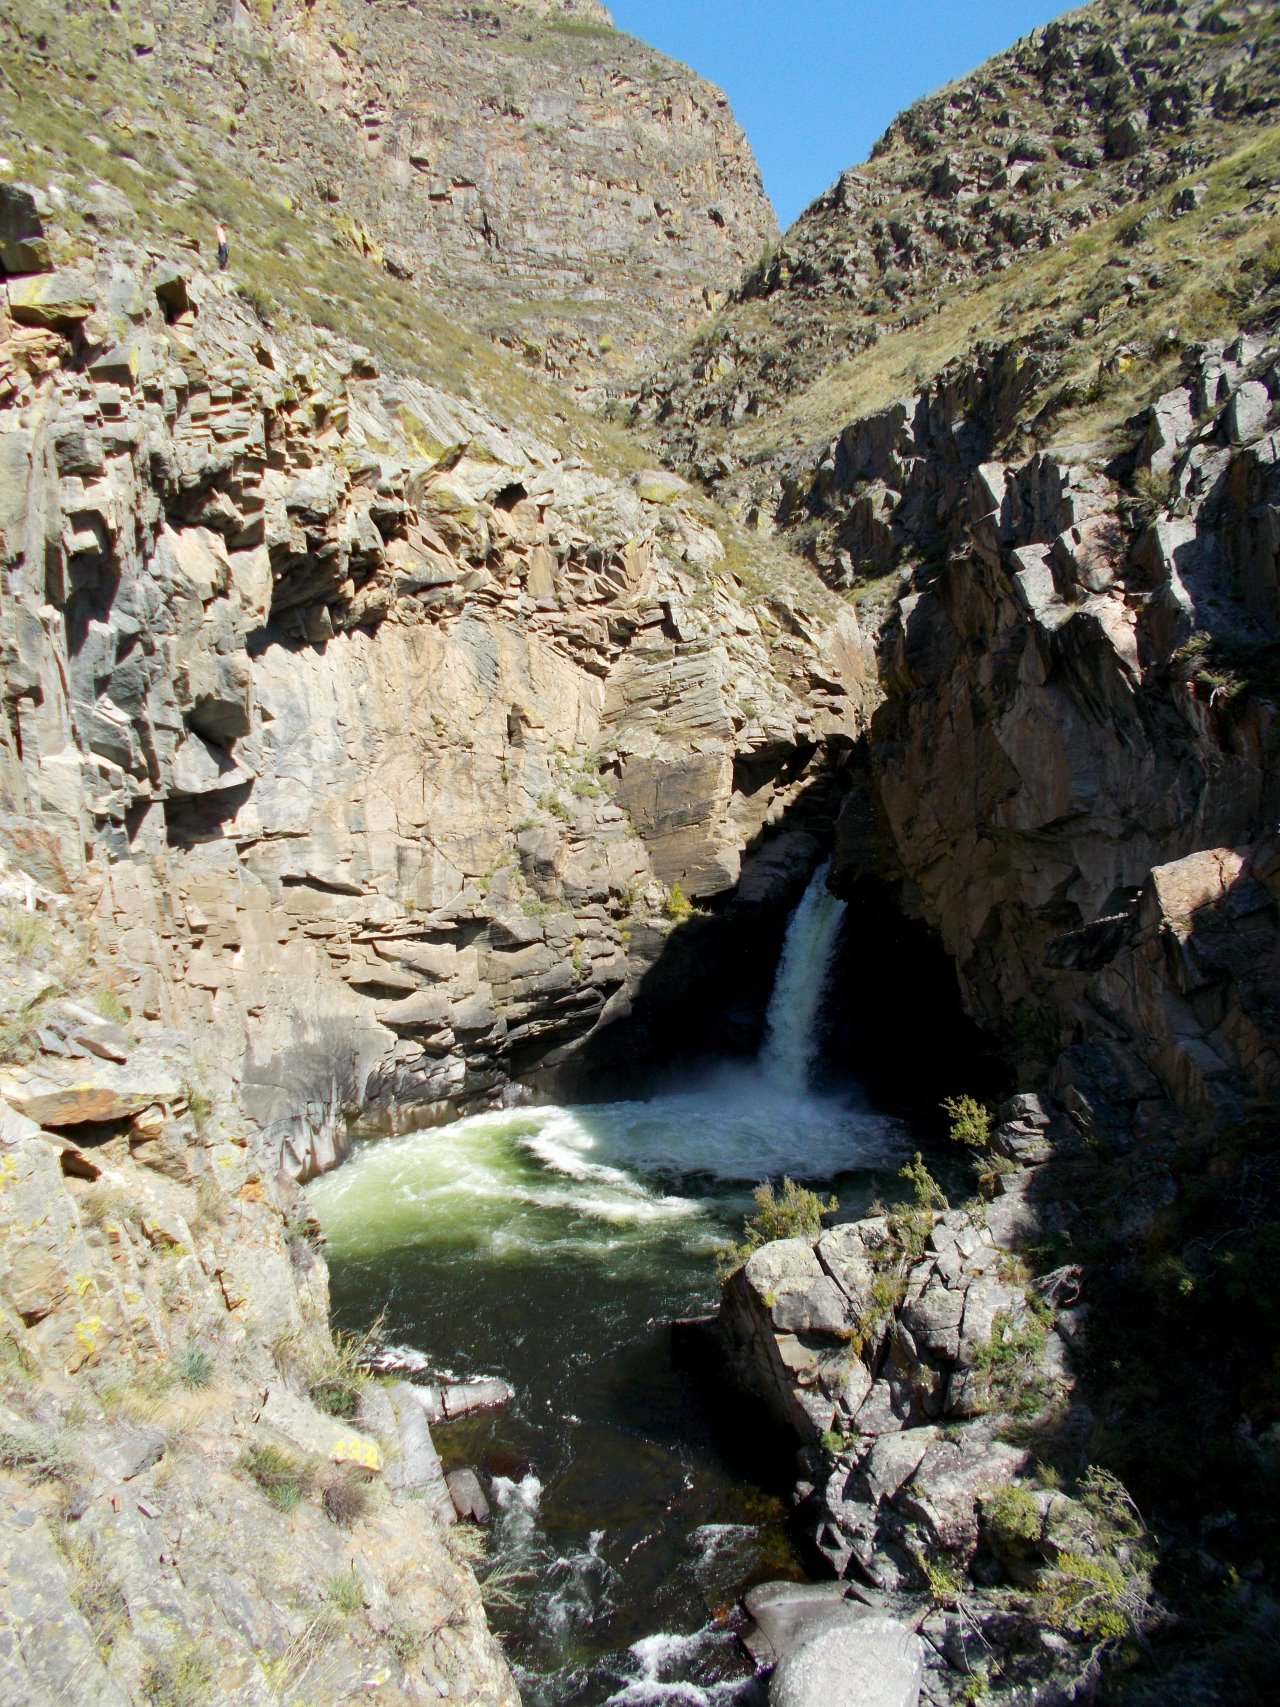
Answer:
[{"left": 308, "top": 867, "right": 911, "bottom": 1704}]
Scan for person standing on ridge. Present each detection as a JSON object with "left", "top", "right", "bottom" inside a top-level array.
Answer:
[{"left": 215, "top": 222, "right": 229, "bottom": 270}]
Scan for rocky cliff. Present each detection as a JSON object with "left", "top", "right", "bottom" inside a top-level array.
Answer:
[
  {"left": 1, "top": 0, "right": 774, "bottom": 398},
  {"left": 3, "top": 0, "right": 1280, "bottom": 1701},
  {"left": 644, "top": 3, "right": 1280, "bottom": 1698},
  {"left": 0, "top": 7, "right": 846, "bottom": 1699},
  {"left": 0, "top": 217, "right": 868, "bottom": 1182},
  {"left": 638, "top": 0, "right": 1279, "bottom": 514}
]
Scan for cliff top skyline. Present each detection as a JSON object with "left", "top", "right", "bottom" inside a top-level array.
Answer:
[{"left": 610, "top": 0, "right": 1070, "bottom": 224}]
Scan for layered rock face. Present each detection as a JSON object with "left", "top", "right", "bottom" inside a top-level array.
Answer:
[
  {"left": 25, "top": 0, "right": 775, "bottom": 396},
  {"left": 0, "top": 219, "right": 868, "bottom": 1177},
  {"left": 0, "top": 888, "right": 518, "bottom": 1705}
]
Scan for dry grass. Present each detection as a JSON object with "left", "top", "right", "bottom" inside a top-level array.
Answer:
[
  {"left": 0, "top": 2, "right": 653, "bottom": 485},
  {"left": 678, "top": 124, "right": 1280, "bottom": 468}
]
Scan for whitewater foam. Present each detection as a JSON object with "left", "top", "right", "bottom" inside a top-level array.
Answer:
[{"left": 759, "top": 860, "right": 846, "bottom": 1095}]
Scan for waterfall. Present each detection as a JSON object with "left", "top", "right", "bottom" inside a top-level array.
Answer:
[{"left": 758, "top": 860, "right": 846, "bottom": 1095}]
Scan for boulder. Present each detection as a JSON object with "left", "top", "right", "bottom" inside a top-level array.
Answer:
[
  {"left": 446, "top": 1467, "right": 491, "bottom": 1523},
  {"left": 440, "top": 1376, "right": 515, "bottom": 1419},
  {"left": 0, "top": 184, "right": 51, "bottom": 275},
  {"left": 152, "top": 264, "right": 193, "bottom": 320},
  {"left": 0, "top": 1053, "right": 184, "bottom": 1127},
  {"left": 1226, "top": 380, "right": 1271, "bottom": 446},
  {"left": 769, "top": 1616, "right": 923, "bottom": 1707},
  {"left": 743, "top": 1240, "right": 850, "bottom": 1335},
  {"left": 6, "top": 272, "right": 96, "bottom": 329},
  {"left": 632, "top": 469, "right": 692, "bottom": 506},
  {"left": 385, "top": 1382, "right": 455, "bottom": 1525},
  {"left": 742, "top": 1580, "right": 862, "bottom": 1662},
  {"left": 259, "top": 1385, "right": 383, "bottom": 1472}
]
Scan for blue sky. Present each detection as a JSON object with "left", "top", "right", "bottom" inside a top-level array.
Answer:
[{"left": 608, "top": 1, "right": 1069, "bottom": 228}]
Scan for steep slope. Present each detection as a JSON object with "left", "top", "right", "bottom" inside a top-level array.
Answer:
[
  {"left": 0, "top": 224, "right": 867, "bottom": 1182},
  {"left": 638, "top": 0, "right": 1280, "bottom": 531},
  {"left": 0, "top": 0, "right": 774, "bottom": 398},
  {"left": 0, "top": 9, "right": 838, "bottom": 1702},
  {"left": 640, "top": 4, "right": 1280, "bottom": 1699}
]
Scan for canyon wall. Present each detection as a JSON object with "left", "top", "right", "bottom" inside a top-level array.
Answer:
[
  {"left": 27, "top": 0, "right": 776, "bottom": 396},
  {"left": 0, "top": 234, "right": 868, "bottom": 1178}
]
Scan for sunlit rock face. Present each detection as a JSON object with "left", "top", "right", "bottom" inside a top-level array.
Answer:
[
  {"left": 156, "top": 0, "right": 778, "bottom": 395},
  {"left": 0, "top": 236, "right": 871, "bottom": 1177}
]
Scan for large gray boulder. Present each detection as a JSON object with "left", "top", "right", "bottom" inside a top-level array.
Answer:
[{"left": 769, "top": 1615, "right": 923, "bottom": 1707}]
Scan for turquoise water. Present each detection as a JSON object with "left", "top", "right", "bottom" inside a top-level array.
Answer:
[{"left": 309, "top": 1079, "right": 908, "bottom": 1704}]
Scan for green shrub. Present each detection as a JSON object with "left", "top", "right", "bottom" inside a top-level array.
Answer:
[
  {"left": 716, "top": 1177, "right": 839, "bottom": 1277},
  {"left": 0, "top": 907, "right": 50, "bottom": 962},
  {"left": 325, "top": 1568, "right": 366, "bottom": 1616},
  {"left": 899, "top": 1152, "right": 948, "bottom": 1211},
  {"left": 985, "top": 1482, "right": 1043, "bottom": 1548},
  {"left": 0, "top": 1424, "right": 77, "bottom": 1484},
  {"left": 93, "top": 987, "right": 131, "bottom": 1025},
  {"left": 139, "top": 1638, "right": 214, "bottom": 1707},
  {"left": 307, "top": 1330, "right": 368, "bottom": 1419},
  {"left": 664, "top": 882, "right": 693, "bottom": 924},
  {"left": 923, "top": 1556, "right": 965, "bottom": 1605},
  {"left": 320, "top": 1467, "right": 372, "bottom": 1528},
  {"left": 943, "top": 1095, "right": 992, "bottom": 1149},
  {"left": 384, "top": 1615, "right": 425, "bottom": 1663},
  {"left": 177, "top": 1345, "right": 214, "bottom": 1389},
  {"left": 970, "top": 1305, "right": 1051, "bottom": 1414}
]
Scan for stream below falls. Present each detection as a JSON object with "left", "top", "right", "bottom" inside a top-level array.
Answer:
[{"left": 308, "top": 867, "right": 915, "bottom": 1705}]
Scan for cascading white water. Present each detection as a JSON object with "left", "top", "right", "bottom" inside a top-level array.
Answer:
[{"left": 757, "top": 859, "right": 847, "bottom": 1095}]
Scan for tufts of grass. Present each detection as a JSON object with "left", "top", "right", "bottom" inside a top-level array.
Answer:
[
  {"left": 0, "top": 1423, "right": 78, "bottom": 1485},
  {"left": 176, "top": 1345, "right": 214, "bottom": 1390},
  {"left": 324, "top": 1568, "right": 366, "bottom": 1617},
  {"left": 138, "top": 1636, "right": 215, "bottom": 1707},
  {"left": 93, "top": 987, "right": 131, "bottom": 1025},
  {"left": 237, "top": 1443, "right": 312, "bottom": 1513},
  {"left": 320, "top": 1467, "right": 372, "bottom": 1528},
  {"left": 0, "top": 906, "right": 51, "bottom": 962}
]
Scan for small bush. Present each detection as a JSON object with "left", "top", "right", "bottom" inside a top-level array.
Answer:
[
  {"left": 970, "top": 1305, "right": 1050, "bottom": 1413},
  {"left": 139, "top": 1637, "right": 214, "bottom": 1707},
  {"left": 716, "top": 1177, "right": 838, "bottom": 1276},
  {"left": 899, "top": 1152, "right": 948, "bottom": 1211},
  {"left": 384, "top": 1615, "right": 425, "bottom": 1664},
  {"left": 0, "top": 1424, "right": 77, "bottom": 1484},
  {"left": 475, "top": 1555, "right": 533, "bottom": 1613},
  {"left": 325, "top": 1568, "right": 366, "bottom": 1616},
  {"left": 238, "top": 1443, "right": 311, "bottom": 1512},
  {"left": 0, "top": 907, "right": 50, "bottom": 962},
  {"left": 93, "top": 987, "right": 131, "bottom": 1025},
  {"left": 985, "top": 1482, "right": 1043, "bottom": 1548},
  {"left": 923, "top": 1556, "right": 965, "bottom": 1605},
  {"left": 65, "top": 1538, "right": 127, "bottom": 1652},
  {"left": 307, "top": 1330, "right": 368, "bottom": 1420},
  {"left": 182, "top": 1082, "right": 214, "bottom": 1134},
  {"left": 663, "top": 882, "right": 693, "bottom": 924},
  {"left": 0, "top": 1001, "right": 43, "bottom": 1066},
  {"left": 944, "top": 1095, "right": 992, "bottom": 1149}
]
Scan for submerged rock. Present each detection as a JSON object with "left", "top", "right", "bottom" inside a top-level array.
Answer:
[{"left": 769, "top": 1615, "right": 923, "bottom": 1707}]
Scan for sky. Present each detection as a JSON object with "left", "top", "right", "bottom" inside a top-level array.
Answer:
[{"left": 607, "top": 1, "right": 1070, "bottom": 229}]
